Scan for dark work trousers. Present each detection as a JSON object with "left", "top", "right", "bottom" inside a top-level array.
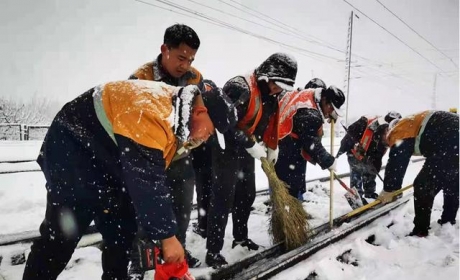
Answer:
[
  {"left": 128, "top": 154, "right": 195, "bottom": 272},
  {"left": 275, "top": 136, "right": 307, "bottom": 199},
  {"left": 24, "top": 190, "right": 137, "bottom": 280},
  {"left": 347, "top": 155, "right": 377, "bottom": 196},
  {"left": 206, "top": 141, "right": 256, "bottom": 253},
  {"left": 412, "top": 111, "right": 459, "bottom": 233},
  {"left": 23, "top": 101, "right": 137, "bottom": 280},
  {"left": 413, "top": 157, "right": 459, "bottom": 232},
  {"left": 192, "top": 142, "right": 213, "bottom": 233},
  {"left": 166, "top": 154, "right": 195, "bottom": 246}
]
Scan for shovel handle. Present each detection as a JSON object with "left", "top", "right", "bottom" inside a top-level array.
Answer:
[
  {"left": 340, "top": 184, "right": 413, "bottom": 220},
  {"left": 332, "top": 172, "right": 357, "bottom": 196}
]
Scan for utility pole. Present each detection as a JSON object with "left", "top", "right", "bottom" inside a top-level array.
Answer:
[
  {"left": 432, "top": 73, "right": 437, "bottom": 110},
  {"left": 344, "top": 11, "right": 354, "bottom": 126}
]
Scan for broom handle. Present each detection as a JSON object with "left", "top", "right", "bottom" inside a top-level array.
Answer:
[
  {"left": 340, "top": 184, "right": 413, "bottom": 220},
  {"left": 329, "top": 119, "right": 335, "bottom": 229}
]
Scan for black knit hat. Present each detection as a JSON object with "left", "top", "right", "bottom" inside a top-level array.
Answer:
[
  {"left": 255, "top": 53, "right": 298, "bottom": 91},
  {"left": 305, "top": 78, "right": 326, "bottom": 89},
  {"left": 323, "top": 85, "right": 345, "bottom": 115},
  {"left": 201, "top": 87, "right": 237, "bottom": 133}
]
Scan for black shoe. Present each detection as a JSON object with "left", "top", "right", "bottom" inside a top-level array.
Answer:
[
  {"left": 438, "top": 218, "right": 457, "bottom": 225},
  {"left": 128, "top": 273, "right": 144, "bottom": 280},
  {"left": 185, "top": 250, "right": 201, "bottom": 268},
  {"left": 232, "top": 238, "right": 259, "bottom": 251},
  {"left": 192, "top": 223, "right": 207, "bottom": 239},
  {"left": 127, "top": 261, "right": 145, "bottom": 280},
  {"left": 364, "top": 192, "right": 379, "bottom": 199},
  {"left": 205, "top": 252, "right": 228, "bottom": 268},
  {"left": 408, "top": 227, "right": 428, "bottom": 237}
]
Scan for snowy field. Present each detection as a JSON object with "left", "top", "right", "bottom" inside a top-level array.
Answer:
[{"left": 0, "top": 140, "right": 458, "bottom": 280}]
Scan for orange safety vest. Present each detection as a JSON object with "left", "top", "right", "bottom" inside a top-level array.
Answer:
[
  {"left": 236, "top": 73, "right": 279, "bottom": 149},
  {"left": 387, "top": 110, "right": 433, "bottom": 156},
  {"left": 278, "top": 89, "right": 323, "bottom": 162},
  {"left": 351, "top": 116, "right": 381, "bottom": 160}
]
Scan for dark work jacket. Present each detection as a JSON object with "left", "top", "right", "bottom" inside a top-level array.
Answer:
[
  {"left": 291, "top": 108, "right": 335, "bottom": 169},
  {"left": 384, "top": 111, "right": 459, "bottom": 191},
  {"left": 37, "top": 89, "right": 177, "bottom": 241},
  {"left": 337, "top": 116, "right": 388, "bottom": 172}
]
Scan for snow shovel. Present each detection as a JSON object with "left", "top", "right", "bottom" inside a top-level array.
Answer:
[
  {"left": 339, "top": 184, "right": 414, "bottom": 222},
  {"left": 332, "top": 172, "right": 366, "bottom": 210}
]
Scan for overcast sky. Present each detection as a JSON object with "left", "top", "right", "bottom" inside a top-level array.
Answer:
[{"left": 1, "top": 0, "right": 458, "bottom": 122}]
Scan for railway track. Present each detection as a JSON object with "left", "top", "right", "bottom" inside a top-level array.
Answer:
[
  {"left": 0, "top": 159, "right": 423, "bottom": 278},
  {"left": 0, "top": 191, "right": 413, "bottom": 279},
  {"left": 0, "top": 158, "right": 425, "bottom": 246},
  {"left": 0, "top": 169, "right": 357, "bottom": 247},
  {"left": 199, "top": 191, "right": 413, "bottom": 280}
]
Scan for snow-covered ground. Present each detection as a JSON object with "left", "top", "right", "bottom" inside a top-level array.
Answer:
[{"left": 0, "top": 140, "right": 458, "bottom": 280}]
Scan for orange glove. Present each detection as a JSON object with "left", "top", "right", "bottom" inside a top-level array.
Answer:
[{"left": 189, "top": 105, "right": 214, "bottom": 144}]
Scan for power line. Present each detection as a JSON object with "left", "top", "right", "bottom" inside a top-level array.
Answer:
[
  {"left": 353, "top": 64, "right": 430, "bottom": 89},
  {"left": 135, "top": 0, "right": 344, "bottom": 63},
  {"left": 135, "top": 0, "right": 451, "bottom": 94},
  {"left": 375, "top": 0, "right": 458, "bottom": 69},
  {"left": 222, "top": 0, "right": 443, "bottom": 78},
  {"left": 184, "top": 0, "right": 292, "bottom": 36},
  {"left": 184, "top": 0, "right": 343, "bottom": 53},
  {"left": 341, "top": 0, "right": 446, "bottom": 72},
  {"left": 191, "top": 0, "right": 427, "bottom": 81},
  {"left": 219, "top": 0, "right": 347, "bottom": 54},
  {"left": 131, "top": 1, "right": 230, "bottom": 29},
  {"left": 350, "top": 67, "right": 431, "bottom": 101},
  {"left": 219, "top": 0, "right": 414, "bottom": 75}
]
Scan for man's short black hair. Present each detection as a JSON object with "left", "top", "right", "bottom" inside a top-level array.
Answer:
[{"left": 163, "top": 24, "right": 200, "bottom": 49}]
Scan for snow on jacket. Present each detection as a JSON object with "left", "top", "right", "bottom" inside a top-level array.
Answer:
[
  {"left": 384, "top": 110, "right": 459, "bottom": 191},
  {"left": 92, "top": 80, "right": 193, "bottom": 167},
  {"left": 129, "top": 54, "right": 204, "bottom": 92},
  {"left": 39, "top": 80, "right": 197, "bottom": 241}
]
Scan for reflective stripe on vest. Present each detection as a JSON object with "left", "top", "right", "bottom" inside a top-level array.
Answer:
[
  {"left": 414, "top": 111, "right": 435, "bottom": 156},
  {"left": 236, "top": 74, "right": 263, "bottom": 135},
  {"left": 93, "top": 85, "right": 117, "bottom": 145}
]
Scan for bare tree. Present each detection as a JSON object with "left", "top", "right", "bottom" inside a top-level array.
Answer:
[
  {"left": 0, "top": 96, "right": 61, "bottom": 140},
  {"left": 0, "top": 96, "right": 59, "bottom": 125}
]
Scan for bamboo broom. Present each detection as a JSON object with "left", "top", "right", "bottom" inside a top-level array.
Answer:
[{"left": 260, "top": 157, "right": 311, "bottom": 250}]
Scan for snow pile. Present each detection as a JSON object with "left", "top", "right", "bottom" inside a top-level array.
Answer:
[{"left": 0, "top": 141, "right": 457, "bottom": 279}]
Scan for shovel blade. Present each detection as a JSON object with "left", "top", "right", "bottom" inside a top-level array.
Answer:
[{"left": 344, "top": 191, "right": 364, "bottom": 210}]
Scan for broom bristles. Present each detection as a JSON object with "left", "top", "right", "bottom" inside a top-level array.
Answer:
[{"left": 261, "top": 158, "right": 311, "bottom": 250}]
